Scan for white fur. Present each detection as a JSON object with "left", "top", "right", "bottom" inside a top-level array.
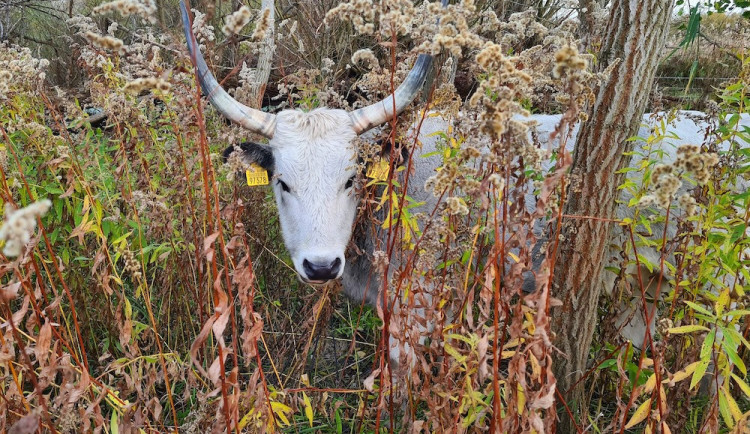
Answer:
[{"left": 267, "top": 109, "right": 359, "bottom": 282}]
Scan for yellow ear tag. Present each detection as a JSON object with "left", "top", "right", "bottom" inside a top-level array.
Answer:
[
  {"left": 366, "top": 159, "right": 390, "bottom": 182},
  {"left": 245, "top": 164, "right": 269, "bottom": 186}
]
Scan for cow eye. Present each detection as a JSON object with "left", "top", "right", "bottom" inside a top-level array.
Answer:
[
  {"left": 345, "top": 176, "right": 355, "bottom": 190},
  {"left": 277, "top": 179, "right": 290, "bottom": 193}
]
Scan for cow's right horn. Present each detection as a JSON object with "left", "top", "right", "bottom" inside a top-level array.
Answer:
[{"left": 180, "top": 1, "right": 276, "bottom": 139}]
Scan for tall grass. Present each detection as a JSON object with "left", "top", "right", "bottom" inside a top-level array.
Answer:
[{"left": 0, "top": 1, "right": 748, "bottom": 432}]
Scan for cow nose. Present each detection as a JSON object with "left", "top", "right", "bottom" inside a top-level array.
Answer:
[{"left": 302, "top": 257, "right": 342, "bottom": 281}]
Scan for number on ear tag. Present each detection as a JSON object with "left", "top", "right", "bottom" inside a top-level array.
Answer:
[
  {"left": 245, "top": 164, "right": 269, "bottom": 186},
  {"left": 366, "top": 159, "right": 390, "bottom": 182}
]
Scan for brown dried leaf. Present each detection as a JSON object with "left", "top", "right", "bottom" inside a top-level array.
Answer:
[
  {"left": 211, "top": 308, "right": 231, "bottom": 344},
  {"left": 190, "top": 315, "right": 217, "bottom": 379},
  {"left": 242, "top": 314, "right": 263, "bottom": 360},
  {"left": 363, "top": 368, "right": 381, "bottom": 392},
  {"left": 35, "top": 320, "right": 52, "bottom": 367},
  {"left": 0, "top": 281, "right": 21, "bottom": 302},
  {"left": 8, "top": 414, "right": 39, "bottom": 434},
  {"left": 207, "top": 353, "right": 228, "bottom": 386},
  {"left": 530, "top": 384, "right": 556, "bottom": 410},
  {"left": 203, "top": 231, "right": 220, "bottom": 262}
]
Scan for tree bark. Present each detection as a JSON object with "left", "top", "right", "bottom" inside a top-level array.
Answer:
[
  {"left": 551, "top": 0, "right": 674, "bottom": 430},
  {"left": 249, "top": 0, "right": 275, "bottom": 108}
]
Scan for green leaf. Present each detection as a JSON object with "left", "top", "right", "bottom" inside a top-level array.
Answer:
[
  {"left": 718, "top": 386, "right": 735, "bottom": 429},
  {"left": 444, "top": 342, "right": 467, "bottom": 365},
  {"left": 701, "top": 329, "right": 716, "bottom": 360},
  {"left": 725, "top": 309, "right": 750, "bottom": 318},
  {"left": 111, "top": 411, "right": 120, "bottom": 434},
  {"left": 684, "top": 301, "right": 714, "bottom": 318},
  {"left": 637, "top": 254, "right": 655, "bottom": 273},
  {"left": 690, "top": 359, "right": 710, "bottom": 390}
]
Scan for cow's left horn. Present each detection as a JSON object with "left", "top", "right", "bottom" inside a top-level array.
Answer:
[
  {"left": 348, "top": 53, "right": 433, "bottom": 135},
  {"left": 180, "top": 1, "right": 276, "bottom": 139}
]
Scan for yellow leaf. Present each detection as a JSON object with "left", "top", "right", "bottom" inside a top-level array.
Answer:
[
  {"left": 529, "top": 353, "right": 541, "bottom": 381},
  {"left": 271, "top": 401, "right": 292, "bottom": 427},
  {"left": 503, "top": 338, "right": 522, "bottom": 349},
  {"left": 238, "top": 408, "right": 256, "bottom": 430},
  {"left": 508, "top": 251, "right": 520, "bottom": 263},
  {"left": 644, "top": 374, "right": 657, "bottom": 396},
  {"left": 625, "top": 398, "right": 652, "bottom": 429},
  {"left": 731, "top": 373, "right": 750, "bottom": 398},
  {"left": 723, "top": 385, "right": 743, "bottom": 424},
  {"left": 524, "top": 312, "right": 536, "bottom": 335},
  {"left": 517, "top": 383, "right": 526, "bottom": 414},
  {"left": 667, "top": 361, "right": 701, "bottom": 384},
  {"left": 667, "top": 325, "right": 710, "bottom": 334},
  {"left": 303, "top": 392, "right": 313, "bottom": 428},
  {"left": 501, "top": 350, "right": 516, "bottom": 359},
  {"left": 716, "top": 288, "right": 730, "bottom": 316},
  {"left": 659, "top": 387, "right": 666, "bottom": 419},
  {"left": 662, "top": 422, "right": 672, "bottom": 434}
]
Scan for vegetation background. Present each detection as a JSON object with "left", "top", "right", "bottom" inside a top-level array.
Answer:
[{"left": 0, "top": 0, "right": 748, "bottom": 432}]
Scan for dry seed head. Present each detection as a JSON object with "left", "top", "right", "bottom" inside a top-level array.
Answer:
[
  {"left": 224, "top": 146, "right": 253, "bottom": 174},
  {"left": 678, "top": 192, "right": 698, "bottom": 217},
  {"left": 652, "top": 173, "right": 681, "bottom": 208},
  {"left": 120, "top": 248, "right": 142, "bottom": 279},
  {"left": 673, "top": 145, "right": 719, "bottom": 185},
  {"left": 552, "top": 45, "right": 587, "bottom": 79},
  {"left": 250, "top": 8, "right": 272, "bottom": 42},
  {"left": 373, "top": 250, "right": 389, "bottom": 273},
  {"left": 321, "top": 58, "right": 335, "bottom": 75},
  {"left": 93, "top": 0, "right": 157, "bottom": 23},
  {"left": 191, "top": 9, "right": 215, "bottom": 47},
  {"left": 351, "top": 49, "right": 380, "bottom": 70},
  {"left": 223, "top": 6, "right": 253, "bottom": 36},
  {"left": 0, "top": 200, "right": 52, "bottom": 257},
  {"left": 446, "top": 196, "right": 469, "bottom": 215},
  {"left": 85, "top": 31, "right": 124, "bottom": 53},
  {"left": 123, "top": 77, "right": 171, "bottom": 95},
  {"left": 325, "top": 0, "right": 376, "bottom": 35},
  {"left": 487, "top": 173, "right": 505, "bottom": 191}
]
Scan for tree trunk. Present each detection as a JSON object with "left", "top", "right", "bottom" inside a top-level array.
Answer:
[
  {"left": 249, "top": 0, "right": 275, "bottom": 108},
  {"left": 551, "top": 0, "right": 674, "bottom": 430}
]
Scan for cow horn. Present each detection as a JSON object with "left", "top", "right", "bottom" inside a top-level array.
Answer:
[
  {"left": 348, "top": 54, "right": 433, "bottom": 135},
  {"left": 180, "top": 1, "right": 276, "bottom": 139},
  {"left": 348, "top": 0, "right": 448, "bottom": 135}
]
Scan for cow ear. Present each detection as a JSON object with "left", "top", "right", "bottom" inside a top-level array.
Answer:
[
  {"left": 377, "top": 139, "right": 410, "bottom": 167},
  {"left": 223, "top": 142, "right": 275, "bottom": 177}
]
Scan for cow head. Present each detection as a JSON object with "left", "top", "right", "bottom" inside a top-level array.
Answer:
[{"left": 181, "top": 2, "right": 433, "bottom": 284}]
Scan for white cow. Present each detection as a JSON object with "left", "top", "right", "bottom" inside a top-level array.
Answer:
[{"left": 182, "top": 1, "right": 749, "bottom": 364}]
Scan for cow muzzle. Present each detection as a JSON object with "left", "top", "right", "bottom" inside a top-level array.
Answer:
[{"left": 301, "top": 257, "right": 343, "bottom": 283}]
